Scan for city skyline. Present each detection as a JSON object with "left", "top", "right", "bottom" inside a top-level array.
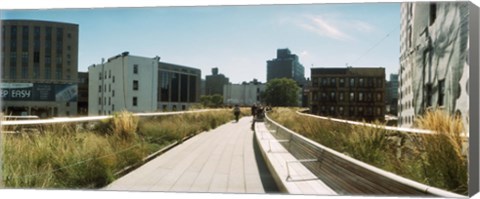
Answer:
[{"left": 2, "top": 1, "right": 401, "bottom": 83}]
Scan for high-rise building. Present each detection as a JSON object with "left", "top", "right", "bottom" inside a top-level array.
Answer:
[
  {"left": 88, "top": 52, "right": 201, "bottom": 115},
  {"left": 205, "top": 67, "right": 229, "bottom": 96},
  {"left": 309, "top": 67, "right": 385, "bottom": 122},
  {"left": 266, "top": 48, "right": 306, "bottom": 85},
  {"left": 399, "top": 2, "right": 469, "bottom": 129},
  {"left": 1, "top": 20, "right": 79, "bottom": 117}
]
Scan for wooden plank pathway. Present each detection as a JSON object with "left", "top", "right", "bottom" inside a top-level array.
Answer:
[{"left": 104, "top": 116, "right": 278, "bottom": 194}]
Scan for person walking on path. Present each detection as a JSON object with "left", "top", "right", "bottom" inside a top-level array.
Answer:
[
  {"left": 233, "top": 104, "right": 241, "bottom": 122},
  {"left": 251, "top": 104, "right": 257, "bottom": 120}
]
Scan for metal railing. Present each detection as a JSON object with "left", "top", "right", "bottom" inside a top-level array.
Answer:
[
  {"left": 296, "top": 111, "right": 469, "bottom": 139},
  {"left": 263, "top": 113, "right": 466, "bottom": 197},
  {"left": 1, "top": 109, "right": 219, "bottom": 127}
]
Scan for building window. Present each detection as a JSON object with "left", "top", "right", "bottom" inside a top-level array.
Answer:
[
  {"left": 376, "top": 93, "right": 382, "bottom": 101},
  {"left": 133, "top": 64, "right": 139, "bottom": 74},
  {"left": 99, "top": 85, "right": 102, "bottom": 92},
  {"left": 99, "top": 72, "right": 102, "bottom": 80},
  {"left": 359, "top": 78, "right": 364, "bottom": 87},
  {"left": 133, "top": 80, "right": 139, "bottom": 90},
  {"left": 350, "top": 78, "right": 355, "bottom": 87},
  {"left": 438, "top": 79, "right": 445, "bottom": 106},
  {"left": 339, "top": 93, "right": 344, "bottom": 101},
  {"left": 109, "top": 84, "right": 111, "bottom": 92},
  {"left": 112, "top": 90, "right": 115, "bottom": 97},
  {"left": 22, "top": 65, "right": 28, "bottom": 79},
  {"left": 112, "top": 104, "right": 115, "bottom": 112},
  {"left": 112, "top": 76, "right": 115, "bottom": 83},
  {"left": 339, "top": 78, "right": 345, "bottom": 87},
  {"left": 330, "top": 92, "right": 336, "bottom": 101},
  {"left": 108, "top": 97, "right": 111, "bottom": 105},
  {"left": 350, "top": 92, "right": 355, "bottom": 101},
  {"left": 45, "top": 66, "right": 51, "bottom": 79},
  {"left": 99, "top": 97, "right": 101, "bottom": 105},
  {"left": 359, "top": 92, "right": 364, "bottom": 102},
  {"left": 430, "top": 3, "right": 437, "bottom": 25},
  {"left": 133, "top": 97, "right": 138, "bottom": 106},
  {"left": 331, "top": 78, "right": 336, "bottom": 87},
  {"left": 66, "top": 102, "right": 70, "bottom": 107}
]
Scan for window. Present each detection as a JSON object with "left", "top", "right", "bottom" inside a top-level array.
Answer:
[
  {"left": 426, "top": 84, "right": 433, "bottom": 107},
  {"left": 376, "top": 93, "right": 382, "bottom": 101},
  {"left": 350, "top": 78, "right": 355, "bottom": 87},
  {"left": 66, "top": 102, "right": 70, "bottom": 107},
  {"left": 112, "top": 104, "right": 115, "bottom": 112},
  {"left": 330, "top": 92, "right": 336, "bottom": 101},
  {"left": 99, "top": 85, "right": 102, "bottom": 92},
  {"left": 133, "top": 97, "right": 138, "bottom": 106},
  {"left": 108, "top": 97, "right": 111, "bottom": 105},
  {"left": 109, "top": 70, "right": 111, "bottom": 78},
  {"left": 339, "top": 93, "right": 344, "bottom": 101},
  {"left": 331, "top": 78, "right": 336, "bottom": 87},
  {"left": 133, "top": 64, "right": 138, "bottom": 74},
  {"left": 112, "top": 76, "right": 115, "bottom": 83},
  {"left": 108, "top": 84, "right": 111, "bottom": 92},
  {"left": 99, "top": 72, "right": 102, "bottom": 80},
  {"left": 438, "top": 79, "right": 445, "bottom": 106},
  {"left": 99, "top": 97, "right": 101, "bottom": 105},
  {"left": 133, "top": 80, "right": 139, "bottom": 90},
  {"left": 339, "top": 78, "right": 345, "bottom": 87},
  {"left": 112, "top": 90, "right": 115, "bottom": 97},
  {"left": 430, "top": 3, "right": 437, "bottom": 25},
  {"left": 359, "top": 78, "right": 364, "bottom": 87},
  {"left": 350, "top": 92, "right": 355, "bottom": 101},
  {"left": 359, "top": 92, "right": 364, "bottom": 101}
]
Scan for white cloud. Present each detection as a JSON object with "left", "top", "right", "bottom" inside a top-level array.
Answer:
[
  {"left": 353, "top": 21, "right": 375, "bottom": 33},
  {"left": 298, "top": 15, "right": 353, "bottom": 41},
  {"left": 291, "top": 14, "right": 376, "bottom": 42}
]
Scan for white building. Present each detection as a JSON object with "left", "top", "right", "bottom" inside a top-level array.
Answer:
[
  {"left": 399, "top": 2, "right": 469, "bottom": 130},
  {"left": 223, "top": 83, "right": 265, "bottom": 106},
  {"left": 88, "top": 52, "right": 201, "bottom": 115}
]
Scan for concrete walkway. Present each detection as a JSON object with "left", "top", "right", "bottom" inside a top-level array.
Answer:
[{"left": 104, "top": 116, "right": 278, "bottom": 194}]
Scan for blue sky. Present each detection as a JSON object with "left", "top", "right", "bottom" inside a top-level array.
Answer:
[{"left": 2, "top": 2, "right": 401, "bottom": 83}]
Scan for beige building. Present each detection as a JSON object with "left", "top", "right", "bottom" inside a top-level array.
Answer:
[{"left": 1, "top": 20, "right": 79, "bottom": 117}]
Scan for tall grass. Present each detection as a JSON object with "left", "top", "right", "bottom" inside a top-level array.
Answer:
[
  {"left": 2, "top": 109, "right": 242, "bottom": 189},
  {"left": 268, "top": 107, "right": 467, "bottom": 195},
  {"left": 414, "top": 109, "right": 467, "bottom": 194}
]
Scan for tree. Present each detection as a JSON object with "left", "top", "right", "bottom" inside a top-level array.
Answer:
[
  {"left": 263, "top": 78, "right": 300, "bottom": 107},
  {"left": 200, "top": 94, "right": 224, "bottom": 108}
]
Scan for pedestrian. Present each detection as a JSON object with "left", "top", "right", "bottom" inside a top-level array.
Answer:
[
  {"left": 251, "top": 104, "right": 257, "bottom": 119},
  {"left": 233, "top": 104, "right": 240, "bottom": 122}
]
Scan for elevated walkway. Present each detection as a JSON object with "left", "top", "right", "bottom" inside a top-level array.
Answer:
[{"left": 104, "top": 116, "right": 278, "bottom": 193}]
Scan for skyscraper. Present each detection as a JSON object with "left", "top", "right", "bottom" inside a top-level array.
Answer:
[{"left": 266, "top": 48, "right": 306, "bottom": 86}]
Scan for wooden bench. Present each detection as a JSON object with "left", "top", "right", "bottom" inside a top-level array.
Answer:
[{"left": 254, "top": 121, "right": 337, "bottom": 195}]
